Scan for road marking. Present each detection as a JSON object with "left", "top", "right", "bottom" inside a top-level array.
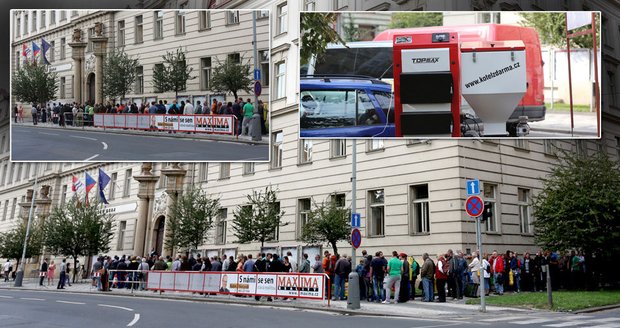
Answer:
[
  {"left": 56, "top": 300, "right": 85, "bottom": 305},
  {"left": 71, "top": 135, "right": 98, "bottom": 141},
  {"left": 98, "top": 304, "right": 134, "bottom": 312},
  {"left": 481, "top": 316, "right": 527, "bottom": 322},
  {"left": 39, "top": 132, "right": 59, "bottom": 136},
  {"left": 20, "top": 297, "right": 45, "bottom": 301},
  {"left": 102, "top": 142, "right": 108, "bottom": 150},
  {"left": 514, "top": 318, "right": 558, "bottom": 325},
  {"left": 0, "top": 295, "right": 14, "bottom": 299},
  {"left": 127, "top": 313, "right": 140, "bottom": 327},
  {"left": 84, "top": 154, "right": 100, "bottom": 161}
]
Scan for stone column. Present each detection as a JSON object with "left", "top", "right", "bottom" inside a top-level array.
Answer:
[
  {"left": 133, "top": 163, "right": 159, "bottom": 257},
  {"left": 160, "top": 163, "right": 187, "bottom": 257},
  {"left": 68, "top": 29, "right": 87, "bottom": 105},
  {"left": 91, "top": 33, "right": 108, "bottom": 105}
]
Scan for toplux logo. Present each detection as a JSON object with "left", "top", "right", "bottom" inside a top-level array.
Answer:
[{"left": 412, "top": 57, "right": 439, "bottom": 64}]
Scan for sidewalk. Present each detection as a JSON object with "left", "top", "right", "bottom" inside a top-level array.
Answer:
[
  {"left": 529, "top": 111, "right": 598, "bottom": 136},
  {"left": 0, "top": 278, "right": 539, "bottom": 319},
  {"left": 12, "top": 122, "right": 269, "bottom": 145}
]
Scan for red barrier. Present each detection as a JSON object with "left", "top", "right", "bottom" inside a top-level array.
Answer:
[{"left": 93, "top": 114, "right": 235, "bottom": 135}]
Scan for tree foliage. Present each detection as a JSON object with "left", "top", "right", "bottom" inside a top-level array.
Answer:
[
  {"left": 231, "top": 186, "right": 286, "bottom": 248},
  {"left": 533, "top": 150, "right": 620, "bottom": 257},
  {"left": 389, "top": 12, "right": 443, "bottom": 29},
  {"left": 0, "top": 218, "right": 44, "bottom": 266},
  {"left": 210, "top": 56, "right": 253, "bottom": 100},
  {"left": 300, "top": 13, "right": 346, "bottom": 65},
  {"left": 151, "top": 48, "right": 195, "bottom": 98},
  {"left": 301, "top": 196, "right": 351, "bottom": 256},
  {"left": 519, "top": 12, "right": 600, "bottom": 48},
  {"left": 43, "top": 201, "right": 114, "bottom": 270},
  {"left": 102, "top": 49, "right": 139, "bottom": 103},
  {"left": 165, "top": 188, "right": 220, "bottom": 252},
  {"left": 11, "top": 62, "right": 58, "bottom": 105}
]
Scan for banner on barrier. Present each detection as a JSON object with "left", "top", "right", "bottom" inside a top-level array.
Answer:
[{"left": 94, "top": 114, "right": 234, "bottom": 134}]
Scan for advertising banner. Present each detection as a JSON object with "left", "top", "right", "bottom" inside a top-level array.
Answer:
[{"left": 94, "top": 114, "right": 235, "bottom": 135}]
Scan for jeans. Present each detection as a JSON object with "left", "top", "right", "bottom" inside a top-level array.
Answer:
[
  {"left": 242, "top": 116, "right": 252, "bottom": 135},
  {"left": 372, "top": 276, "right": 385, "bottom": 303},
  {"left": 514, "top": 272, "right": 521, "bottom": 292},
  {"left": 494, "top": 273, "right": 504, "bottom": 294},
  {"left": 57, "top": 271, "right": 66, "bottom": 289},
  {"left": 333, "top": 275, "right": 346, "bottom": 299},
  {"left": 384, "top": 275, "right": 401, "bottom": 302},
  {"left": 484, "top": 277, "right": 490, "bottom": 294},
  {"left": 422, "top": 277, "right": 434, "bottom": 302}
]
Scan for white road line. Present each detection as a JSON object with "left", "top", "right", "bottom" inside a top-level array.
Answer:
[
  {"left": 544, "top": 321, "right": 595, "bottom": 327},
  {"left": 580, "top": 324, "right": 620, "bottom": 328},
  {"left": 20, "top": 297, "right": 45, "bottom": 301},
  {"left": 71, "top": 135, "right": 98, "bottom": 141},
  {"left": 97, "top": 304, "right": 134, "bottom": 312},
  {"left": 127, "top": 313, "right": 140, "bottom": 327},
  {"left": 39, "top": 132, "right": 59, "bottom": 136},
  {"left": 514, "top": 318, "right": 558, "bottom": 325},
  {"left": 84, "top": 154, "right": 100, "bottom": 161},
  {"left": 0, "top": 295, "right": 14, "bottom": 299},
  {"left": 102, "top": 142, "right": 108, "bottom": 150},
  {"left": 481, "top": 316, "right": 527, "bottom": 322},
  {"left": 56, "top": 300, "right": 85, "bottom": 305}
]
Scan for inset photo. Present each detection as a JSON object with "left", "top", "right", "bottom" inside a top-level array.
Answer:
[
  {"left": 10, "top": 9, "right": 271, "bottom": 162},
  {"left": 300, "top": 11, "right": 601, "bottom": 139}
]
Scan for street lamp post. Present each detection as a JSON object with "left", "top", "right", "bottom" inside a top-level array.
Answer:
[
  {"left": 14, "top": 164, "right": 39, "bottom": 287},
  {"left": 347, "top": 141, "right": 360, "bottom": 309}
]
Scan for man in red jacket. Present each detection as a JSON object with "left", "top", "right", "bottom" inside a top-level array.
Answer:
[{"left": 492, "top": 252, "right": 505, "bottom": 295}]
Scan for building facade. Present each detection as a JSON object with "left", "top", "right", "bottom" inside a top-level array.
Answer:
[
  {"left": 11, "top": 9, "right": 269, "bottom": 107},
  {"left": 2, "top": 0, "right": 620, "bottom": 271}
]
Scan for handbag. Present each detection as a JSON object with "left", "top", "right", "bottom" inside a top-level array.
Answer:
[{"left": 508, "top": 270, "right": 514, "bottom": 286}]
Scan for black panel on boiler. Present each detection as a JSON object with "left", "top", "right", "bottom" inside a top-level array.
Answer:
[{"left": 399, "top": 73, "right": 453, "bottom": 104}]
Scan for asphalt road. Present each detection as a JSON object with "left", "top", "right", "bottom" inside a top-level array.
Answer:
[
  {"left": 0, "top": 289, "right": 618, "bottom": 328},
  {"left": 11, "top": 125, "right": 269, "bottom": 162}
]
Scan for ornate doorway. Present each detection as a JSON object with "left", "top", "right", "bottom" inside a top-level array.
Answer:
[
  {"left": 87, "top": 73, "right": 95, "bottom": 105},
  {"left": 154, "top": 216, "right": 165, "bottom": 256}
]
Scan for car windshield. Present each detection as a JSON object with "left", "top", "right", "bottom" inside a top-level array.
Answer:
[{"left": 300, "top": 90, "right": 357, "bottom": 129}]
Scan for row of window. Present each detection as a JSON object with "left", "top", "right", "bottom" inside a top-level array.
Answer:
[
  {"left": 0, "top": 162, "right": 38, "bottom": 187},
  {"left": 14, "top": 10, "right": 78, "bottom": 38}
]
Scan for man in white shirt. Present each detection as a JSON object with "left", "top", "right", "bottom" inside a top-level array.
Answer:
[
  {"left": 3, "top": 260, "right": 12, "bottom": 282},
  {"left": 183, "top": 102, "right": 194, "bottom": 115}
]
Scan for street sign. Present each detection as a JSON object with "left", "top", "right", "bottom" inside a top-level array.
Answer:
[
  {"left": 466, "top": 179, "right": 480, "bottom": 196},
  {"left": 254, "top": 81, "right": 262, "bottom": 97},
  {"left": 351, "top": 213, "right": 361, "bottom": 228},
  {"left": 254, "top": 69, "right": 261, "bottom": 81},
  {"left": 465, "top": 195, "right": 484, "bottom": 217},
  {"left": 351, "top": 228, "right": 362, "bottom": 249}
]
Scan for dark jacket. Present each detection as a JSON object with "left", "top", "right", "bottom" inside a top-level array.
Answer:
[{"left": 334, "top": 258, "right": 352, "bottom": 278}]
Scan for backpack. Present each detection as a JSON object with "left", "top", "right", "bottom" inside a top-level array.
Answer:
[{"left": 412, "top": 261, "right": 420, "bottom": 277}]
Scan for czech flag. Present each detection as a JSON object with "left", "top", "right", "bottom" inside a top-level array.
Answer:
[
  {"left": 85, "top": 173, "right": 96, "bottom": 206},
  {"left": 41, "top": 38, "right": 52, "bottom": 65},
  {"left": 32, "top": 41, "right": 41, "bottom": 64},
  {"left": 98, "top": 168, "right": 111, "bottom": 205}
]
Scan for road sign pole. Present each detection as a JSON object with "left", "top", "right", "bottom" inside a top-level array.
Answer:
[
  {"left": 348, "top": 140, "right": 360, "bottom": 310},
  {"left": 476, "top": 216, "right": 486, "bottom": 313}
]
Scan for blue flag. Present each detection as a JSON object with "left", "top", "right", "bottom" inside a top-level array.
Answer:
[
  {"left": 98, "top": 168, "right": 111, "bottom": 205},
  {"left": 41, "top": 38, "right": 52, "bottom": 65}
]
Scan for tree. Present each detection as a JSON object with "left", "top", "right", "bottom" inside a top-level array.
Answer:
[
  {"left": 0, "top": 218, "right": 44, "bottom": 268},
  {"left": 389, "top": 12, "right": 443, "bottom": 29},
  {"left": 151, "top": 48, "right": 195, "bottom": 98},
  {"left": 533, "top": 150, "right": 619, "bottom": 286},
  {"left": 165, "top": 188, "right": 220, "bottom": 253},
  {"left": 231, "top": 186, "right": 287, "bottom": 248},
  {"left": 210, "top": 57, "right": 253, "bottom": 100},
  {"left": 43, "top": 201, "right": 114, "bottom": 274},
  {"left": 301, "top": 196, "right": 351, "bottom": 256},
  {"left": 519, "top": 12, "right": 600, "bottom": 48},
  {"left": 11, "top": 62, "right": 58, "bottom": 106},
  {"left": 342, "top": 14, "right": 360, "bottom": 42},
  {"left": 300, "top": 12, "right": 346, "bottom": 65},
  {"left": 102, "top": 49, "right": 139, "bottom": 103}
]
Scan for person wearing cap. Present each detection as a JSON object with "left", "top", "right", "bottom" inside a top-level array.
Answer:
[
  {"left": 383, "top": 251, "right": 402, "bottom": 304},
  {"left": 398, "top": 253, "right": 410, "bottom": 303}
]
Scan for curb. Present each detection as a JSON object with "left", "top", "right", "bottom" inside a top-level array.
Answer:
[
  {"left": 572, "top": 303, "right": 620, "bottom": 314},
  {"left": 13, "top": 124, "right": 269, "bottom": 146}
]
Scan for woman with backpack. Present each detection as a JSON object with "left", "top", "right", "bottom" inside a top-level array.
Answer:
[{"left": 410, "top": 256, "right": 420, "bottom": 300}]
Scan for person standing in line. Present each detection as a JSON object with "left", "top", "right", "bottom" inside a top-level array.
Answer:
[
  {"left": 312, "top": 254, "right": 324, "bottom": 274},
  {"left": 73, "top": 260, "right": 81, "bottom": 284},
  {"left": 482, "top": 254, "right": 491, "bottom": 296},
  {"left": 31, "top": 105, "right": 38, "bottom": 125},
  {"left": 39, "top": 258, "right": 49, "bottom": 286},
  {"left": 18, "top": 104, "right": 24, "bottom": 123},
  {"left": 469, "top": 251, "right": 481, "bottom": 286},
  {"left": 383, "top": 251, "right": 402, "bottom": 304},
  {"left": 299, "top": 254, "right": 310, "bottom": 273},
  {"left": 3, "top": 260, "right": 12, "bottom": 282},
  {"left": 242, "top": 99, "right": 254, "bottom": 136},
  {"left": 398, "top": 253, "right": 410, "bottom": 303},
  {"left": 13, "top": 106, "right": 18, "bottom": 123},
  {"left": 57, "top": 259, "right": 67, "bottom": 289},
  {"left": 420, "top": 253, "right": 435, "bottom": 302},
  {"left": 47, "top": 260, "right": 56, "bottom": 286}
]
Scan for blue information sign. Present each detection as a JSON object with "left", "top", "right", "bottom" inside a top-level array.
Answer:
[
  {"left": 351, "top": 213, "right": 361, "bottom": 228},
  {"left": 254, "top": 69, "right": 261, "bottom": 81},
  {"left": 466, "top": 179, "right": 480, "bottom": 196}
]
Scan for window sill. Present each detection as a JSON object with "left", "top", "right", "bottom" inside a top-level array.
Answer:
[
  {"left": 520, "top": 233, "right": 534, "bottom": 237},
  {"left": 226, "top": 22, "right": 240, "bottom": 27},
  {"left": 514, "top": 146, "right": 530, "bottom": 152},
  {"left": 483, "top": 231, "right": 501, "bottom": 236},
  {"left": 367, "top": 234, "right": 385, "bottom": 238},
  {"left": 410, "top": 232, "right": 430, "bottom": 236},
  {"left": 134, "top": 41, "right": 144, "bottom": 45},
  {"left": 199, "top": 27, "right": 212, "bottom": 32},
  {"left": 329, "top": 155, "right": 346, "bottom": 160},
  {"left": 366, "top": 148, "right": 385, "bottom": 154},
  {"left": 269, "top": 166, "right": 283, "bottom": 172},
  {"left": 218, "top": 177, "right": 230, "bottom": 181},
  {"left": 175, "top": 32, "right": 186, "bottom": 36},
  {"left": 153, "top": 37, "right": 164, "bottom": 41},
  {"left": 242, "top": 172, "right": 255, "bottom": 176},
  {"left": 297, "top": 161, "right": 312, "bottom": 167}
]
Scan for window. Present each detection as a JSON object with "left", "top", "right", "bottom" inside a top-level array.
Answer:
[
  {"left": 608, "top": 70, "right": 617, "bottom": 108},
  {"left": 60, "top": 185, "right": 67, "bottom": 206},
  {"left": 227, "top": 53, "right": 240, "bottom": 64},
  {"left": 123, "top": 169, "right": 132, "bottom": 197},
  {"left": 32, "top": 11, "right": 37, "bottom": 32},
  {"left": 135, "top": 66, "right": 143, "bottom": 94},
  {"left": 60, "top": 77, "right": 66, "bottom": 98},
  {"left": 199, "top": 163, "right": 208, "bottom": 181},
  {"left": 576, "top": 140, "right": 588, "bottom": 156},
  {"left": 10, "top": 198, "right": 17, "bottom": 221},
  {"left": 2, "top": 200, "right": 8, "bottom": 221},
  {"left": 87, "top": 27, "right": 95, "bottom": 52},
  {"left": 0, "top": 136, "right": 5, "bottom": 153},
  {"left": 219, "top": 163, "right": 230, "bottom": 179},
  {"left": 199, "top": 11, "right": 211, "bottom": 30},
  {"left": 297, "top": 198, "right": 311, "bottom": 239},
  {"left": 368, "top": 139, "right": 384, "bottom": 151},
  {"left": 117, "top": 221, "right": 126, "bottom": 250},
  {"left": 200, "top": 57, "right": 211, "bottom": 90},
  {"left": 154, "top": 11, "right": 164, "bottom": 40},
  {"left": 117, "top": 20, "right": 126, "bottom": 47},
  {"left": 135, "top": 15, "right": 143, "bottom": 43},
  {"left": 15, "top": 51, "right": 20, "bottom": 70},
  {"left": 109, "top": 172, "right": 117, "bottom": 200},
  {"left": 15, "top": 164, "right": 22, "bottom": 183},
  {"left": 8, "top": 164, "right": 14, "bottom": 184},
  {"left": 277, "top": 3, "right": 288, "bottom": 34},
  {"left": 1, "top": 164, "right": 6, "bottom": 186},
  {"left": 215, "top": 209, "right": 227, "bottom": 245},
  {"left": 334, "top": 0, "right": 348, "bottom": 9},
  {"left": 50, "top": 10, "right": 55, "bottom": 25},
  {"left": 71, "top": 10, "right": 78, "bottom": 17},
  {"left": 176, "top": 11, "right": 186, "bottom": 35},
  {"left": 543, "top": 140, "right": 557, "bottom": 156},
  {"left": 268, "top": 202, "right": 281, "bottom": 241},
  {"left": 226, "top": 11, "right": 239, "bottom": 25},
  {"left": 275, "top": 61, "right": 286, "bottom": 99},
  {"left": 24, "top": 163, "right": 30, "bottom": 179},
  {"left": 410, "top": 184, "right": 430, "bottom": 234},
  {"left": 514, "top": 139, "right": 529, "bottom": 150},
  {"left": 49, "top": 41, "right": 55, "bottom": 62},
  {"left": 616, "top": 136, "right": 620, "bottom": 159},
  {"left": 16, "top": 18, "right": 20, "bottom": 37},
  {"left": 258, "top": 10, "right": 269, "bottom": 19},
  {"left": 260, "top": 50, "right": 269, "bottom": 86},
  {"left": 483, "top": 183, "right": 498, "bottom": 232},
  {"left": 271, "top": 131, "right": 283, "bottom": 168},
  {"left": 331, "top": 193, "right": 346, "bottom": 208},
  {"left": 368, "top": 189, "right": 385, "bottom": 236},
  {"left": 299, "top": 139, "right": 312, "bottom": 164},
  {"left": 330, "top": 140, "right": 346, "bottom": 158},
  {"left": 304, "top": 0, "right": 316, "bottom": 11},
  {"left": 24, "top": 13, "right": 28, "bottom": 34},
  {"left": 242, "top": 163, "right": 255, "bottom": 175},
  {"left": 60, "top": 10, "right": 66, "bottom": 21},
  {"left": 40, "top": 11, "right": 46, "bottom": 29},
  {"left": 45, "top": 162, "right": 52, "bottom": 171},
  {"left": 60, "top": 38, "right": 66, "bottom": 60},
  {"left": 518, "top": 188, "right": 532, "bottom": 234}
]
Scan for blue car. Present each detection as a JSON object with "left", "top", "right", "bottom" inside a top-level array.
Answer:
[{"left": 300, "top": 76, "right": 395, "bottom": 138}]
